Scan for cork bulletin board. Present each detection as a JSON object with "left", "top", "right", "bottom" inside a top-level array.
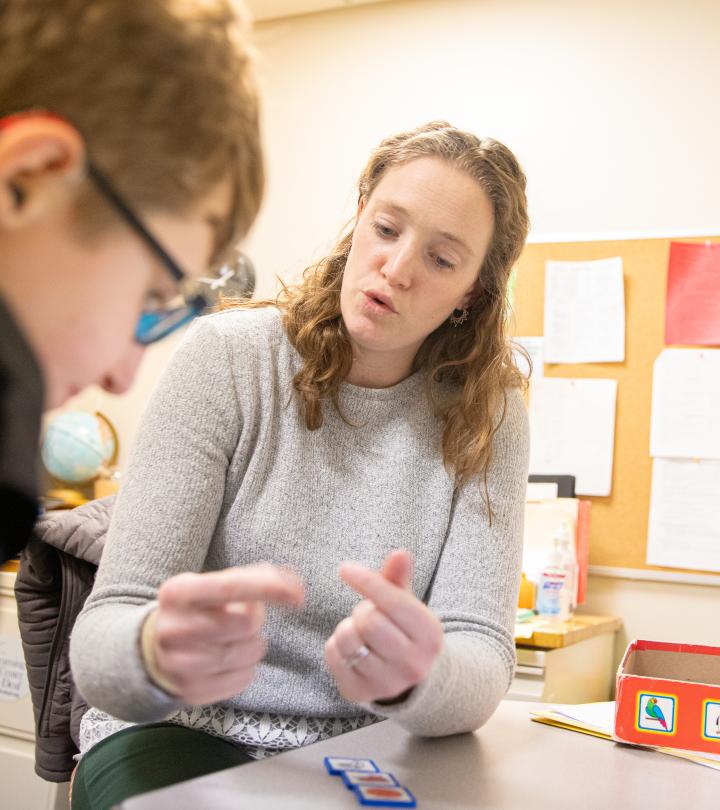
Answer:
[{"left": 511, "top": 235, "right": 720, "bottom": 576}]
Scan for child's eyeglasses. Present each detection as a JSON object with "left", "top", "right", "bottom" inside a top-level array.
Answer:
[{"left": 86, "top": 162, "right": 229, "bottom": 345}]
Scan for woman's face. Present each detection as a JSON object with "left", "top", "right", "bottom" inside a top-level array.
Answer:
[{"left": 340, "top": 157, "right": 495, "bottom": 379}]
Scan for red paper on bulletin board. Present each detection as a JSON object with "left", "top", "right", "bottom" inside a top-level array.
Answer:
[{"left": 665, "top": 241, "right": 720, "bottom": 345}]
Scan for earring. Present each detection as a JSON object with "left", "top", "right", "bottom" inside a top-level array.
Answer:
[{"left": 449, "top": 307, "right": 469, "bottom": 327}]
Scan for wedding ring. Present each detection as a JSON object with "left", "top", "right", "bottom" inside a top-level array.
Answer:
[{"left": 344, "top": 644, "right": 371, "bottom": 670}]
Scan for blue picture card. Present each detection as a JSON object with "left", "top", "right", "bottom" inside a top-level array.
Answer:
[
  {"left": 341, "top": 770, "right": 399, "bottom": 789},
  {"left": 353, "top": 783, "right": 417, "bottom": 807},
  {"left": 324, "top": 756, "right": 380, "bottom": 776}
]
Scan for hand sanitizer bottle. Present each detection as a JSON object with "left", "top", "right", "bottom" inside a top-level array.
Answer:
[
  {"left": 556, "top": 520, "right": 579, "bottom": 615},
  {"left": 535, "top": 542, "right": 569, "bottom": 622}
]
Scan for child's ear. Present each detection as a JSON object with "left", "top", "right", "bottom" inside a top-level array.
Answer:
[{"left": 0, "top": 116, "right": 85, "bottom": 228}]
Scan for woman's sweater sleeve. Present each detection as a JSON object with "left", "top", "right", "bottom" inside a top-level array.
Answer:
[
  {"left": 69, "top": 316, "right": 244, "bottom": 722},
  {"left": 368, "top": 388, "right": 530, "bottom": 736}
]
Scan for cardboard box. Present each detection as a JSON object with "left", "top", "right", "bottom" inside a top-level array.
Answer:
[{"left": 614, "top": 639, "right": 720, "bottom": 756}]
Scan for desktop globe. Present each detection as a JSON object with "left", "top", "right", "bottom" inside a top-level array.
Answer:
[{"left": 41, "top": 411, "right": 119, "bottom": 506}]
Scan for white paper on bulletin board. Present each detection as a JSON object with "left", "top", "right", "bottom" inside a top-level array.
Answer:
[
  {"left": 543, "top": 257, "right": 625, "bottom": 364},
  {"left": 650, "top": 348, "right": 720, "bottom": 459},
  {"left": 513, "top": 336, "right": 544, "bottom": 381},
  {"left": 529, "top": 377, "right": 618, "bottom": 496},
  {"left": 646, "top": 457, "right": 720, "bottom": 572}
]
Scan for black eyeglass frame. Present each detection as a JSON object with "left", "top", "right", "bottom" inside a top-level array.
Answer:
[
  {"left": 87, "top": 161, "right": 198, "bottom": 286},
  {"left": 86, "top": 160, "right": 211, "bottom": 344}
]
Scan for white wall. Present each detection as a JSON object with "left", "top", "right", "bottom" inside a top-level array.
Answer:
[
  {"left": 59, "top": 0, "right": 720, "bottom": 643},
  {"left": 247, "top": 0, "right": 720, "bottom": 300},
  {"left": 583, "top": 575, "right": 720, "bottom": 676}
]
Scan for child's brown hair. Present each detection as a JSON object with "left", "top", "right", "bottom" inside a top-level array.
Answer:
[{"left": 0, "top": 0, "right": 264, "bottom": 253}]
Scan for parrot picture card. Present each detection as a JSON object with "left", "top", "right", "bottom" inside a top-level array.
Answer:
[{"left": 636, "top": 693, "right": 676, "bottom": 736}]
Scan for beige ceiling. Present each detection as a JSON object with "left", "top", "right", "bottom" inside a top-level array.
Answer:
[{"left": 244, "top": 0, "right": 392, "bottom": 23}]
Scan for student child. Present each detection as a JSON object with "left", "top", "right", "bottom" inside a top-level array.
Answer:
[{"left": 0, "top": 0, "right": 263, "bottom": 563}]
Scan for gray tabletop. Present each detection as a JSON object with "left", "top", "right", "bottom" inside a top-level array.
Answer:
[{"left": 122, "top": 700, "right": 718, "bottom": 810}]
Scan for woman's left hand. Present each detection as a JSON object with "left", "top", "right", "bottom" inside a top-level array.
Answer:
[{"left": 324, "top": 550, "right": 444, "bottom": 704}]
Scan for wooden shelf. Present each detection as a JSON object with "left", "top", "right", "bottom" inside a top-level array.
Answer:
[{"left": 515, "top": 613, "right": 622, "bottom": 649}]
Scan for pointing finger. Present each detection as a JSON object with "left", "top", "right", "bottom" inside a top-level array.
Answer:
[{"left": 159, "top": 564, "right": 305, "bottom": 610}]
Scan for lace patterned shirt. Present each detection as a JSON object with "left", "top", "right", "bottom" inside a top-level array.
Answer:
[{"left": 78, "top": 706, "right": 378, "bottom": 760}]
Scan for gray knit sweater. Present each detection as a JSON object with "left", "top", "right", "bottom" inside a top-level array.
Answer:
[{"left": 70, "top": 307, "right": 529, "bottom": 755}]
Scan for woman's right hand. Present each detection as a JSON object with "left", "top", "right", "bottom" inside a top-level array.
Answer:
[{"left": 142, "top": 564, "right": 304, "bottom": 705}]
